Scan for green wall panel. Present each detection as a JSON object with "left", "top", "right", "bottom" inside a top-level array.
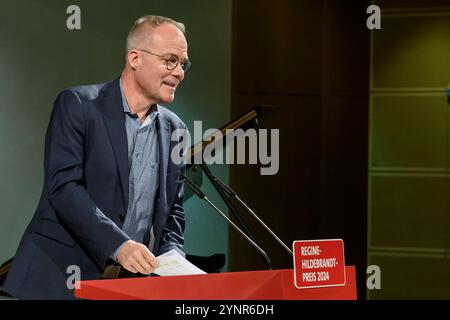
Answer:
[
  {"left": 373, "top": 14, "right": 450, "bottom": 89},
  {"left": 368, "top": 254, "right": 450, "bottom": 299},
  {"left": 371, "top": 175, "right": 450, "bottom": 248},
  {"left": 369, "top": 4, "right": 450, "bottom": 300},
  {"left": 371, "top": 95, "right": 447, "bottom": 169}
]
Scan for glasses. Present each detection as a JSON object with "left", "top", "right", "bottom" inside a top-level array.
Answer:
[{"left": 137, "top": 49, "right": 192, "bottom": 72}]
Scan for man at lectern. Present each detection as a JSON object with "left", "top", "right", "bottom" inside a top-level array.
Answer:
[{"left": 4, "top": 15, "right": 190, "bottom": 299}]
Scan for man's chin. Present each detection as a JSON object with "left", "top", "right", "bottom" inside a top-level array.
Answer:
[{"left": 160, "top": 95, "right": 175, "bottom": 105}]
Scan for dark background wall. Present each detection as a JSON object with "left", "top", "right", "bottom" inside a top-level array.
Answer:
[
  {"left": 1, "top": 0, "right": 448, "bottom": 300},
  {"left": 230, "top": 0, "right": 450, "bottom": 300}
]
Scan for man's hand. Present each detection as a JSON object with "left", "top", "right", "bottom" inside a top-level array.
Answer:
[{"left": 116, "top": 240, "right": 159, "bottom": 274}]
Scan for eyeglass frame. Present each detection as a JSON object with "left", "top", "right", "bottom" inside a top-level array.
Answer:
[{"left": 136, "top": 48, "right": 192, "bottom": 72}]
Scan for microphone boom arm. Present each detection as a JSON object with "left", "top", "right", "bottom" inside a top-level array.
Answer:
[
  {"left": 209, "top": 173, "right": 293, "bottom": 256},
  {"left": 182, "top": 174, "right": 272, "bottom": 270}
]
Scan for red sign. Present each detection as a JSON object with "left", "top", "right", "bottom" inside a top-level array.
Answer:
[{"left": 293, "top": 239, "right": 346, "bottom": 289}]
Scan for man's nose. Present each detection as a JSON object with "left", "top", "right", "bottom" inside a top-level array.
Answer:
[{"left": 171, "top": 63, "right": 184, "bottom": 79}]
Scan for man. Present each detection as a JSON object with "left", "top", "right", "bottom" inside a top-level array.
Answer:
[{"left": 4, "top": 15, "right": 191, "bottom": 299}]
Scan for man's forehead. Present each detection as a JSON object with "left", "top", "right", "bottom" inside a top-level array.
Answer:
[
  {"left": 150, "top": 32, "right": 188, "bottom": 57},
  {"left": 150, "top": 24, "right": 186, "bottom": 45}
]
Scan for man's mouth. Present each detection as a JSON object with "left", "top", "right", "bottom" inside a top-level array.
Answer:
[{"left": 162, "top": 81, "right": 177, "bottom": 88}]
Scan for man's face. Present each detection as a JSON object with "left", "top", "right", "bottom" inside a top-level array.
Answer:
[{"left": 133, "top": 23, "right": 188, "bottom": 105}]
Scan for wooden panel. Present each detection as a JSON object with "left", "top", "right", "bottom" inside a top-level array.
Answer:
[
  {"left": 324, "top": 1, "right": 370, "bottom": 94},
  {"left": 368, "top": 254, "right": 450, "bottom": 299},
  {"left": 232, "top": 0, "right": 370, "bottom": 297},
  {"left": 233, "top": 0, "right": 322, "bottom": 95},
  {"left": 318, "top": 97, "right": 368, "bottom": 271},
  {"left": 371, "top": 95, "right": 447, "bottom": 169},
  {"left": 373, "top": 14, "right": 450, "bottom": 89},
  {"left": 229, "top": 94, "right": 321, "bottom": 271},
  {"left": 370, "top": 175, "right": 450, "bottom": 248}
]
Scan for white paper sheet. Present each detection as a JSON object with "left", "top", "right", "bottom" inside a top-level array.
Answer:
[{"left": 153, "top": 249, "right": 207, "bottom": 276}]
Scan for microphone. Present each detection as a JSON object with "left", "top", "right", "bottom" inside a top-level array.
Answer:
[
  {"left": 208, "top": 173, "right": 293, "bottom": 256},
  {"left": 181, "top": 173, "right": 272, "bottom": 270}
]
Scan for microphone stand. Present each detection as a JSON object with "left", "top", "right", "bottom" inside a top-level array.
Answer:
[
  {"left": 204, "top": 170, "right": 293, "bottom": 257},
  {"left": 199, "top": 163, "right": 273, "bottom": 268},
  {"left": 181, "top": 173, "right": 272, "bottom": 270}
]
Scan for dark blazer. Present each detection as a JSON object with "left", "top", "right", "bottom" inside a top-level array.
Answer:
[{"left": 4, "top": 78, "right": 187, "bottom": 299}]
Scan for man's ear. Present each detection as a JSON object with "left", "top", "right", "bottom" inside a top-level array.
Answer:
[{"left": 127, "top": 50, "right": 140, "bottom": 70}]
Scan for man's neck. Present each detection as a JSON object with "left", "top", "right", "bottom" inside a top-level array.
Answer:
[{"left": 121, "top": 72, "right": 155, "bottom": 123}]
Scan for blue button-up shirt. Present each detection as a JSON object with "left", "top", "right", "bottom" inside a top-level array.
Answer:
[{"left": 111, "top": 80, "right": 160, "bottom": 259}]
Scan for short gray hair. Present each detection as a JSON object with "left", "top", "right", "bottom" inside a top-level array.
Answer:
[{"left": 126, "top": 15, "right": 186, "bottom": 53}]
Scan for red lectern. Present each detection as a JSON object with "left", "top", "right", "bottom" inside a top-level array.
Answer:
[{"left": 75, "top": 266, "right": 357, "bottom": 300}]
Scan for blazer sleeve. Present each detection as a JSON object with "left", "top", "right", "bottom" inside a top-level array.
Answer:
[{"left": 45, "top": 89, "right": 129, "bottom": 267}]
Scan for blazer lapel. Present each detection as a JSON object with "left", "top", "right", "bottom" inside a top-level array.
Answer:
[
  {"left": 156, "top": 112, "right": 171, "bottom": 223},
  {"left": 97, "top": 79, "right": 129, "bottom": 209}
]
